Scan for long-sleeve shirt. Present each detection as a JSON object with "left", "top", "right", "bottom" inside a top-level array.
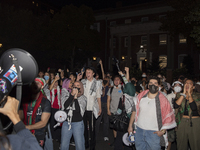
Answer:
[{"left": 64, "top": 94, "right": 82, "bottom": 122}]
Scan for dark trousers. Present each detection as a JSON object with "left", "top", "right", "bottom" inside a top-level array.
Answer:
[
  {"left": 177, "top": 117, "right": 200, "bottom": 150},
  {"left": 83, "top": 111, "right": 96, "bottom": 150},
  {"left": 114, "top": 131, "right": 134, "bottom": 150},
  {"left": 95, "top": 102, "right": 109, "bottom": 137},
  {"left": 50, "top": 108, "right": 61, "bottom": 142}
]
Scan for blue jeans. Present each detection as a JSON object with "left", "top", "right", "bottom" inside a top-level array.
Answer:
[
  {"left": 60, "top": 121, "right": 85, "bottom": 150},
  {"left": 135, "top": 126, "right": 160, "bottom": 150}
]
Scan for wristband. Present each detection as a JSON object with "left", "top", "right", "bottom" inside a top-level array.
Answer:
[
  {"left": 180, "top": 93, "right": 186, "bottom": 98},
  {"left": 161, "top": 130, "right": 166, "bottom": 134}
]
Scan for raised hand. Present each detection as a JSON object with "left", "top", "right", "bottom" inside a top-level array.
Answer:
[
  {"left": 99, "top": 59, "right": 102, "bottom": 65},
  {"left": 125, "top": 67, "right": 129, "bottom": 72}
]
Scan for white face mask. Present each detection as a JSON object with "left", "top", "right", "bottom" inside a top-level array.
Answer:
[
  {"left": 174, "top": 86, "right": 182, "bottom": 93},
  {"left": 142, "top": 74, "right": 146, "bottom": 77},
  {"left": 159, "top": 87, "right": 162, "bottom": 91}
]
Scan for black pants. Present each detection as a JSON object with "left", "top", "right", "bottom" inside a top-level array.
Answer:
[
  {"left": 114, "top": 131, "right": 134, "bottom": 150},
  {"left": 35, "top": 134, "right": 45, "bottom": 148},
  {"left": 50, "top": 108, "right": 61, "bottom": 142},
  {"left": 83, "top": 111, "right": 96, "bottom": 150},
  {"left": 95, "top": 102, "right": 109, "bottom": 137}
]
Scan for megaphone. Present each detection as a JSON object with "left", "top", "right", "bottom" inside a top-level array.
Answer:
[
  {"left": 0, "top": 48, "right": 38, "bottom": 130},
  {"left": 122, "top": 132, "right": 135, "bottom": 146},
  {"left": 0, "top": 48, "right": 38, "bottom": 101},
  {"left": 53, "top": 110, "right": 67, "bottom": 128}
]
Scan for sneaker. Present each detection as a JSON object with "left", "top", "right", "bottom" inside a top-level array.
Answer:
[
  {"left": 104, "top": 137, "right": 109, "bottom": 141},
  {"left": 70, "top": 142, "right": 75, "bottom": 146}
]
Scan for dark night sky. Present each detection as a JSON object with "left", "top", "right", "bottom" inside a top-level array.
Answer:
[{"left": 41, "top": 0, "right": 163, "bottom": 10}]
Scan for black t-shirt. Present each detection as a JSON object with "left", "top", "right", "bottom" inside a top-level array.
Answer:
[
  {"left": 26, "top": 97, "right": 51, "bottom": 136},
  {"left": 101, "top": 86, "right": 109, "bottom": 103}
]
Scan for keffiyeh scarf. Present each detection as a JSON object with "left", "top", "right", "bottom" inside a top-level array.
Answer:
[
  {"left": 135, "top": 90, "right": 176, "bottom": 147},
  {"left": 50, "top": 86, "right": 61, "bottom": 109},
  {"left": 66, "top": 95, "right": 87, "bottom": 130}
]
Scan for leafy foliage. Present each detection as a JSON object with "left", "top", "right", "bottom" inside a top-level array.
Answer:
[
  {"left": 160, "top": 0, "right": 200, "bottom": 46},
  {"left": 129, "top": 66, "right": 143, "bottom": 80},
  {"left": 146, "top": 57, "right": 166, "bottom": 76},
  {"left": 0, "top": 4, "right": 100, "bottom": 69},
  {"left": 46, "top": 4, "right": 100, "bottom": 69}
]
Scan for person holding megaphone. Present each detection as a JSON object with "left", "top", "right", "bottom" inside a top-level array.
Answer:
[{"left": 0, "top": 96, "right": 43, "bottom": 150}]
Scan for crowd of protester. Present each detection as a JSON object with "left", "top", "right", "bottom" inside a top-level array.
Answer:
[{"left": 1, "top": 59, "right": 200, "bottom": 150}]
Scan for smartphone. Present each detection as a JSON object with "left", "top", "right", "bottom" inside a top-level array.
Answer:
[{"left": 82, "top": 67, "right": 85, "bottom": 72}]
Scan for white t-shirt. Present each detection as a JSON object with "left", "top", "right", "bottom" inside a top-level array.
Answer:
[{"left": 136, "top": 96, "right": 159, "bottom": 131}]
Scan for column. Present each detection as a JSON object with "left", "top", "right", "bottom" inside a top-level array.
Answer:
[
  {"left": 166, "top": 35, "right": 174, "bottom": 83},
  {"left": 110, "top": 34, "right": 114, "bottom": 71},
  {"left": 127, "top": 35, "right": 131, "bottom": 67}
]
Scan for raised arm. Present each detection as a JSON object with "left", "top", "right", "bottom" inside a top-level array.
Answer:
[
  {"left": 118, "top": 71, "right": 128, "bottom": 84},
  {"left": 125, "top": 67, "right": 130, "bottom": 82},
  {"left": 99, "top": 59, "right": 105, "bottom": 79},
  {"left": 49, "top": 75, "right": 60, "bottom": 91}
]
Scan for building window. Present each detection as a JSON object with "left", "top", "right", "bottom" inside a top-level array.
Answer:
[
  {"left": 110, "top": 38, "right": 116, "bottom": 48},
  {"left": 179, "top": 34, "right": 187, "bottom": 44},
  {"left": 91, "top": 23, "right": 100, "bottom": 32},
  {"left": 159, "top": 55, "right": 167, "bottom": 68},
  {"left": 124, "top": 37, "right": 128, "bottom": 47},
  {"left": 141, "top": 17, "right": 149, "bottom": 22},
  {"left": 110, "top": 21, "right": 116, "bottom": 26},
  {"left": 159, "top": 34, "right": 167, "bottom": 45},
  {"left": 178, "top": 54, "right": 187, "bottom": 68},
  {"left": 125, "top": 19, "right": 131, "bottom": 24},
  {"left": 141, "top": 36, "right": 147, "bottom": 46}
]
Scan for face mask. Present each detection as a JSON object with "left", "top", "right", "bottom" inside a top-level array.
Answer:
[
  {"left": 142, "top": 74, "right": 146, "bottom": 77},
  {"left": 149, "top": 85, "right": 158, "bottom": 94},
  {"left": 103, "top": 80, "right": 108, "bottom": 85},
  {"left": 174, "top": 86, "right": 182, "bottom": 93},
  {"left": 131, "top": 80, "right": 135, "bottom": 85},
  {"left": 159, "top": 87, "right": 161, "bottom": 91},
  {"left": 74, "top": 87, "right": 80, "bottom": 92},
  {"left": 44, "top": 75, "right": 49, "bottom": 81}
]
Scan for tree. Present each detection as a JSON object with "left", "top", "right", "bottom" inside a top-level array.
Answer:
[
  {"left": 146, "top": 57, "right": 166, "bottom": 76},
  {"left": 185, "top": 4, "right": 200, "bottom": 46},
  {"left": 0, "top": 4, "right": 50, "bottom": 65},
  {"left": 182, "top": 55, "right": 194, "bottom": 76},
  {"left": 160, "top": 0, "right": 198, "bottom": 38},
  {"left": 45, "top": 4, "right": 101, "bottom": 70}
]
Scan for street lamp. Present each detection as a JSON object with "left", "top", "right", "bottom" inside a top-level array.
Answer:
[
  {"left": 93, "top": 57, "right": 96, "bottom": 61},
  {"left": 0, "top": 43, "right": 2, "bottom": 48},
  {"left": 122, "top": 56, "right": 125, "bottom": 60}
]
